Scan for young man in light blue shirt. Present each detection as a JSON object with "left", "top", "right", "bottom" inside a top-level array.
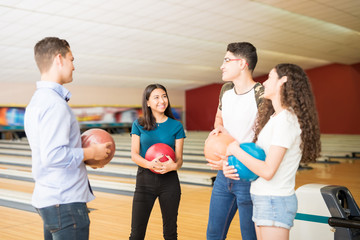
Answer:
[{"left": 24, "top": 37, "right": 112, "bottom": 240}]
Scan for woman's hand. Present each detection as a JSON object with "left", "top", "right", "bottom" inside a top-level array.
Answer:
[
  {"left": 223, "top": 141, "right": 241, "bottom": 180},
  {"left": 147, "top": 155, "right": 164, "bottom": 173},
  {"left": 223, "top": 160, "right": 240, "bottom": 180},
  {"left": 149, "top": 155, "right": 177, "bottom": 174},
  {"left": 157, "top": 155, "right": 177, "bottom": 174}
]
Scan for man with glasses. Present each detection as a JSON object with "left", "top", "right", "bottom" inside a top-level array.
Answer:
[{"left": 206, "top": 42, "right": 263, "bottom": 240}]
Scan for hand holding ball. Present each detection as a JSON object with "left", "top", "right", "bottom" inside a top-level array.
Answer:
[
  {"left": 145, "top": 143, "right": 176, "bottom": 174},
  {"left": 204, "top": 132, "right": 235, "bottom": 161},
  {"left": 81, "top": 128, "right": 116, "bottom": 167},
  {"left": 228, "top": 142, "right": 266, "bottom": 181}
]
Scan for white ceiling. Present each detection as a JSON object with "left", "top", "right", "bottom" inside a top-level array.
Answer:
[{"left": 0, "top": 0, "right": 359, "bottom": 90}]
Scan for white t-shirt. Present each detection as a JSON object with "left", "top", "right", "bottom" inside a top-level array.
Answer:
[
  {"left": 221, "top": 84, "right": 259, "bottom": 143},
  {"left": 250, "top": 109, "right": 302, "bottom": 196}
]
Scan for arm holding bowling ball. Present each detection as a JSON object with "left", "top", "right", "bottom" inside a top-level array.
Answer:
[
  {"left": 205, "top": 132, "right": 234, "bottom": 170},
  {"left": 206, "top": 132, "right": 226, "bottom": 170},
  {"left": 223, "top": 141, "right": 287, "bottom": 181},
  {"left": 159, "top": 138, "right": 184, "bottom": 174},
  {"left": 211, "top": 108, "right": 229, "bottom": 137},
  {"left": 206, "top": 154, "right": 225, "bottom": 170},
  {"left": 83, "top": 142, "right": 113, "bottom": 168},
  {"left": 130, "top": 134, "right": 163, "bottom": 172},
  {"left": 81, "top": 128, "right": 115, "bottom": 169},
  {"left": 206, "top": 108, "right": 230, "bottom": 170},
  {"left": 222, "top": 158, "right": 241, "bottom": 181},
  {"left": 213, "top": 108, "right": 224, "bottom": 132}
]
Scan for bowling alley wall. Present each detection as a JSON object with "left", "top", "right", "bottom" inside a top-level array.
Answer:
[
  {"left": 0, "top": 84, "right": 185, "bottom": 135},
  {"left": 186, "top": 63, "right": 360, "bottom": 134},
  {"left": 0, "top": 63, "right": 359, "bottom": 135}
]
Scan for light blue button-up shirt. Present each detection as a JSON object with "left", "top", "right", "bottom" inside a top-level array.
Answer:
[{"left": 24, "top": 81, "right": 95, "bottom": 208}]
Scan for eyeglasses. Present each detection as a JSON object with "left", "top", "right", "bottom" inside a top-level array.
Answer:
[{"left": 223, "top": 57, "right": 249, "bottom": 66}]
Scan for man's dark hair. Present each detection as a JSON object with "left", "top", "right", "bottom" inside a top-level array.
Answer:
[{"left": 227, "top": 42, "right": 257, "bottom": 72}]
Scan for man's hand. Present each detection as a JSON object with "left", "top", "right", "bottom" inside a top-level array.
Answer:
[
  {"left": 91, "top": 142, "right": 113, "bottom": 160},
  {"left": 209, "top": 126, "right": 229, "bottom": 136},
  {"left": 83, "top": 142, "right": 112, "bottom": 162},
  {"left": 206, "top": 152, "right": 225, "bottom": 170}
]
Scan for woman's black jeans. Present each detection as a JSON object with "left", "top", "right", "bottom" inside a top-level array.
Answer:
[{"left": 129, "top": 167, "right": 181, "bottom": 240}]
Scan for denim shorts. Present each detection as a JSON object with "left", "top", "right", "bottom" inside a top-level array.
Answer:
[{"left": 251, "top": 194, "right": 297, "bottom": 229}]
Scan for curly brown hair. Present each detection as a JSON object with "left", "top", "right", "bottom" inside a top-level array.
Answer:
[{"left": 253, "top": 63, "right": 321, "bottom": 163}]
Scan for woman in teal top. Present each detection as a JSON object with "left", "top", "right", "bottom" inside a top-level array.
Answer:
[{"left": 129, "top": 84, "right": 186, "bottom": 240}]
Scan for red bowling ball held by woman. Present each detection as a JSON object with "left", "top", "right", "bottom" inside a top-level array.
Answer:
[
  {"left": 145, "top": 143, "right": 176, "bottom": 174},
  {"left": 129, "top": 84, "right": 186, "bottom": 240}
]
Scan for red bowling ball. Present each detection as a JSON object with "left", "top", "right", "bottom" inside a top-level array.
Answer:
[{"left": 145, "top": 143, "right": 176, "bottom": 173}]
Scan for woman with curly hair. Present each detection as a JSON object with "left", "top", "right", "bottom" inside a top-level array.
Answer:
[{"left": 223, "top": 63, "right": 321, "bottom": 240}]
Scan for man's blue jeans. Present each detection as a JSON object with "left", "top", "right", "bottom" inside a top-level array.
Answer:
[
  {"left": 207, "top": 171, "right": 256, "bottom": 240},
  {"left": 36, "top": 202, "right": 90, "bottom": 240}
]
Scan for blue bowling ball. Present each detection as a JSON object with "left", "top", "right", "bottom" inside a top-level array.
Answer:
[{"left": 227, "top": 142, "right": 266, "bottom": 181}]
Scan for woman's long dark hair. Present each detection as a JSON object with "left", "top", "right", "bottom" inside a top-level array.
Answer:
[
  {"left": 138, "top": 84, "right": 175, "bottom": 130},
  {"left": 253, "top": 63, "right": 321, "bottom": 163}
]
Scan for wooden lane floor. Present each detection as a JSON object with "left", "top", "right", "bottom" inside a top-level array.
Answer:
[
  {"left": 0, "top": 155, "right": 216, "bottom": 187},
  {"left": 1, "top": 132, "right": 360, "bottom": 159},
  {"left": 0, "top": 206, "right": 43, "bottom": 239},
  {"left": 0, "top": 177, "right": 240, "bottom": 240},
  {"left": 1, "top": 159, "right": 359, "bottom": 239},
  {"left": 0, "top": 133, "right": 360, "bottom": 239},
  {"left": 0, "top": 135, "right": 210, "bottom": 171},
  {"left": 296, "top": 159, "right": 360, "bottom": 201}
]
